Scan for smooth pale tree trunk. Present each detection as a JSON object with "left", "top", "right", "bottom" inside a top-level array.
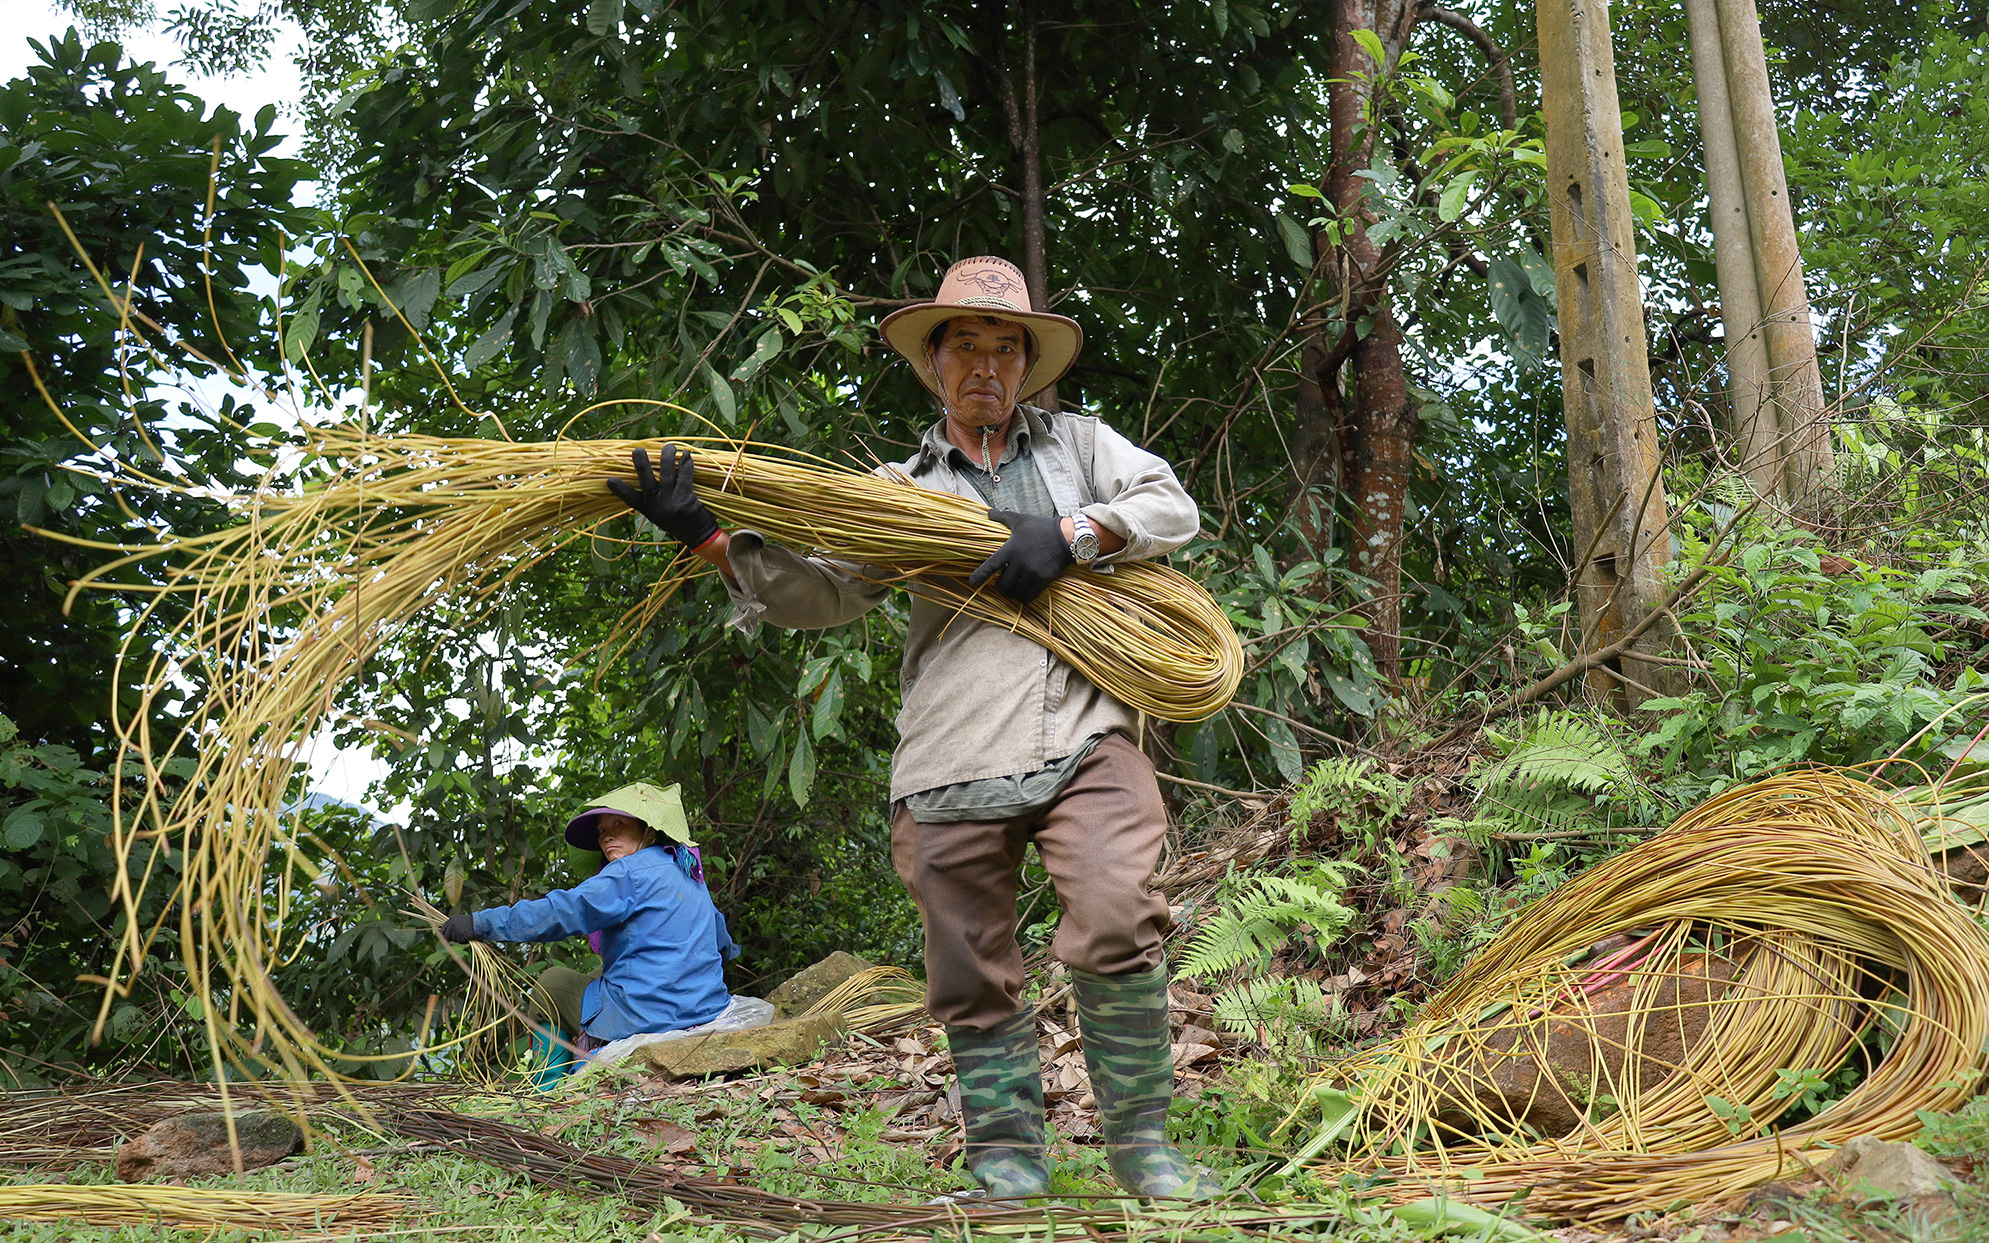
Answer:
[
  {"left": 1538, "top": 0, "right": 1678, "bottom": 703},
  {"left": 1684, "top": 0, "right": 1834, "bottom": 508}
]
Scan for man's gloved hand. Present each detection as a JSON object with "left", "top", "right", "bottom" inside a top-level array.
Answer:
[
  {"left": 607, "top": 445, "right": 721, "bottom": 549},
  {"left": 439, "top": 913, "right": 481, "bottom": 944},
  {"left": 968, "top": 509, "right": 1075, "bottom": 604}
]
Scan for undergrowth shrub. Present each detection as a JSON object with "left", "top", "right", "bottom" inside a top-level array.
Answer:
[{"left": 1639, "top": 524, "right": 1988, "bottom": 800}]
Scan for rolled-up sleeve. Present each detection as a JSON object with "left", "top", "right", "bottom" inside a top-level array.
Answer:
[
  {"left": 719, "top": 529, "right": 891, "bottom": 633},
  {"left": 1078, "top": 421, "right": 1201, "bottom": 565}
]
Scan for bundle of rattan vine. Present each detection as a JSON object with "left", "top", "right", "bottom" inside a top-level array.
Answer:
[
  {"left": 1289, "top": 770, "right": 1989, "bottom": 1221},
  {"left": 51, "top": 413, "right": 1236, "bottom": 1088}
]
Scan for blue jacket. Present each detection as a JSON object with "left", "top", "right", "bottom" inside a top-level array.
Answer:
[{"left": 474, "top": 845, "right": 734, "bottom": 1041}]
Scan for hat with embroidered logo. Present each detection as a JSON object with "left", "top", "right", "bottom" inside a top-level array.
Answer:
[{"left": 879, "top": 256, "right": 1083, "bottom": 402}]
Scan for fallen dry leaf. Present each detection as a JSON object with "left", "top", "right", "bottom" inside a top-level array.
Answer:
[
  {"left": 633, "top": 1117, "right": 700, "bottom": 1155},
  {"left": 351, "top": 1155, "right": 380, "bottom": 1185},
  {"left": 1171, "top": 1042, "right": 1218, "bottom": 1066}
]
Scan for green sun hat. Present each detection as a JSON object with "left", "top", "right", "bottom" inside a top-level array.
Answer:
[{"left": 563, "top": 781, "right": 694, "bottom": 851}]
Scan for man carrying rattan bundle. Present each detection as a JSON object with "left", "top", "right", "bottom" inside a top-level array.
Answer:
[{"left": 606, "top": 256, "right": 1218, "bottom": 1203}]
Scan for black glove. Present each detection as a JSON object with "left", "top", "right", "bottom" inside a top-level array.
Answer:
[
  {"left": 439, "top": 913, "right": 481, "bottom": 944},
  {"left": 967, "top": 509, "right": 1074, "bottom": 604},
  {"left": 607, "top": 445, "right": 721, "bottom": 549}
]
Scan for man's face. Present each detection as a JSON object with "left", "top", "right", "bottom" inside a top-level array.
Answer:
[
  {"left": 929, "top": 317, "right": 1031, "bottom": 430},
  {"left": 596, "top": 814, "right": 647, "bottom": 862}
]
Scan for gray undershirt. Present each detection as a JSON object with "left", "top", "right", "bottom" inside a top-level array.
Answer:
[{"left": 903, "top": 428, "right": 1102, "bottom": 824}]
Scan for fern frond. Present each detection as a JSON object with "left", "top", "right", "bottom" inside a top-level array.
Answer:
[{"left": 1174, "top": 869, "right": 1356, "bottom": 981}]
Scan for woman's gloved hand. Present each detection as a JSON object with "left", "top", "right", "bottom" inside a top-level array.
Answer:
[
  {"left": 968, "top": 509, "right": 1074, "bottom": 604},
  {"left": 607, "top": 446, "right": 721, "bottom": 550},
  {"left": 439, "top": 913, "right": 481, "bottom": 943}
]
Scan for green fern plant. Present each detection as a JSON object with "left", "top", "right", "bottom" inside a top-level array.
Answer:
[
  {"left": 1174, "top": 868, "right": 1356, "bottom": 982},
  {"left": 1446, "top": 709, "right": 1647, "bottom": 842},
  {"left": 1286, "top": 756, "right": 1412, "bottom": 846},
  {"left": 1209, "top": 976, "right": 1347, "bottom": 1045}
]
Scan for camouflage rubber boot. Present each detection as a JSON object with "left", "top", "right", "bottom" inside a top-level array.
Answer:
[
  {"left": 945, "top": 1009, "right": 1050, "bottom": 1199},
  {"left": 1072, "top": 965, "right": 1223, "bottom": 1200}
]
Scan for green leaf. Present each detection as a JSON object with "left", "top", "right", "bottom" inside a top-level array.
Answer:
[
  {"left": 702, "top": 362, "right": 737, "bottom": 424},
  {"left": 1627, "top": 189, "right": 1665, "bottom": 224},
  {"left": 1351, "top": 28, "right": 1387, "bottom": 68},
  {"left": 731, "top": 328, "right": 783, "bottom": 382},
  {"left": 1287, "top": 183, "right": 1323, "bottom": 198},
  {"left": 0, "top": 327, "right": 28, "bottom": 352},
  {"left": 464, "top": 307, "right": 516, "bottom": 370},
  {"left": 1222, "top": 128, "right": 1245, "bottom": 154},
  {"left": 1516, "top": 246, "right": 1555, "bottom": 297},
  {"left": 1438, "top": 170, "right": 1478, "bottom": 222},
  {"left": 788, "top": 730, "right": 816, "bottom": 808},
  {"left": 2, "top": 806, "right": 46, "bottom": 850},
  {"left": 1263, "top": 716, "right": 1303, "bottom": 783},
  {"left": 586, "top": 0, "right": 624, "bottom": 35},
  {"left": 1275, "top": 213, "right": 1313, "bottom": 270},
  {"left": 812, "top": 670, "right": 844, "bottom": 740},
  {"left": 1742, "top": 543, "right": 1771, "bottom": 572},
  {"left": 388, "top": 267, "right": 442, "bottom": 330}
]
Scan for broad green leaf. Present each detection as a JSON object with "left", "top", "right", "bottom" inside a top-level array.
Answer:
[
  {"left": 586, "top": 0, "right": 624, "bottom": 35},
  {"left": 1351, "top": 28, "right": 1387, "bottom": 68},
  {"left": 1276, "top": 213, "right": 1313, "bottom": 270},
  {"left": 2, "top": 807, "right": 45, "bottom": 850},
  {"left": 1438, "top": 170, "right": 1478, "bottom": 222},
  {"left": 1263, "top": 716, "right": 1303, "bottom": 783},
  {"left": 464, "top": 307, "right": 516, "bottom": 370},
  {"left": 731, "top": 328, "right": 783, "bottom": 382},
  {"left": 1515, "top": 246, "right": 1555, "bottom": 297},
  {"left": 812, "top": 670, "right": 844, "bottom": 740},
  {"left": 788, "top": 730, "right": 816, "bottom": 808}
]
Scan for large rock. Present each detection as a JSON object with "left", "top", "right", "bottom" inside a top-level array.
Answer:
[
  {"left": 767, "top": 951, "right": 878, "bottom": 1018},
  {"left": 1819, "top": 1135, "right": 1955, "bottom": 1200},
  {"left": 115, "top": 1109, "right": 301, "bottom": 1182},
  {"left": 1425, "top": 952, "right": 1745, "bottom": 1137},
  {"left": 637, "top": 1012, "right": 847, "bottom": 1078}
]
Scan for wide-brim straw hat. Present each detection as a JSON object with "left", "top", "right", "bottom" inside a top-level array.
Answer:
[
  {"left": 879, "top": 256, "right": 1083, "bottom": 403},
  {"left": 563, "top": 780, "right": 695, "bottom": 851}
]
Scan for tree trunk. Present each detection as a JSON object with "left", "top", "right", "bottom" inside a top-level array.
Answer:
[
  {"left": 1538, "top": 0, "right": 1679, "bottom": 703},
  {"left": 1293, "top": 0, "right": 1420, "bottom": 683},
  {"left": 992, "top": 0, "right": 1057, "bottom": 410}
]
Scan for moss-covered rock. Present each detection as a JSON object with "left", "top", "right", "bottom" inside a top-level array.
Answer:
[
  {"left": 636, "top": 1012, "right": 847, "bottom": 1078},
  {"left": 767, "top": 950, "right": 878, "bottom": 1018}
]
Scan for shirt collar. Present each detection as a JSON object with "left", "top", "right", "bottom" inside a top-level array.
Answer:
[{"left": 917, "top": 406, "right": 1045, "bottom": 471}]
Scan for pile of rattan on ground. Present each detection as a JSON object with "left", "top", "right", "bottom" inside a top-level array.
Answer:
[
  {"left": 1300, "top": 769, "right": 1989, "bottom": 1221},
  {"left": 49, "top": 416, "right": 1239, "bottom": 1089}
]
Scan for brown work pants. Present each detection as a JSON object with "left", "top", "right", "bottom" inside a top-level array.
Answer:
[{"left": 890, "top": 733, "right": 1171, "bottom": 1030}]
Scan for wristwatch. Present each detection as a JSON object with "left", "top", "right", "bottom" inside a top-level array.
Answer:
[{"left": 1067, "top": 512, "right": 1102, "bottom": 566}]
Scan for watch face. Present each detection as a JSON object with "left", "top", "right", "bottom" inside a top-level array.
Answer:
[{"left": 1072, "top": 531, "right": 1101, "bottom": 562}]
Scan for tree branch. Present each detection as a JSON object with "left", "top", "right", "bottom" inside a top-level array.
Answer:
[{"left": 1418, "top": 3, "right": 1518, "bottom": 132}]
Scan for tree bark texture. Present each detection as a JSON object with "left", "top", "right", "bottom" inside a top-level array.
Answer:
[
  {"left": 1537, "top": 0, "right": 1679, "bottom": 704},
  {"left": 991, "top": 1, "right": 1057, "bottom": 410},
  {"left": 1684, "top": 0, "right": 1834, "bottom": 510},
  {"left": 1293, "top": 0, "right": 1422, "bottom": 684}
]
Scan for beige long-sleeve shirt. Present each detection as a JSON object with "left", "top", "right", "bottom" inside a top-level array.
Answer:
[{"left": 718, "top": 405, "right": 1201, "bottom": 802}]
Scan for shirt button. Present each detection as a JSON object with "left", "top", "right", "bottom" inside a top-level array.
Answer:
[{"left": 1041, "top": 655, "right": 1048, "bottom": 667}]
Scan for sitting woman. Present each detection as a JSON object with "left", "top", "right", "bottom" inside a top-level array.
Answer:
[{"left": 440, "top": 781, "right": 739, "bottom": 1086}]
